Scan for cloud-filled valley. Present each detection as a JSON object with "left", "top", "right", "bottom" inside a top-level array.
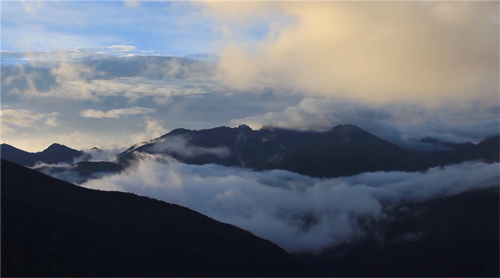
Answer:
[{"left": 79, "top": 155, "right": 499, "bottom": 253}]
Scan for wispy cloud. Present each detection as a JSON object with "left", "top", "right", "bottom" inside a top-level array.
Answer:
[
  {"left": 0, "top": 109, "right": 59, "bottom": 134},
  {"left": 2, "top": 53, "right": 216, "bottom": 101},
  {"left": 130, "top": 118, "right": 169, "bottom": 144},
  {"left": 123, "top": 1, "right": 141, "bottom": 8},
  {"left": 1, "top": 109, "right": 45, "bottom": 127},
  {"left": 81, "top": 107, "right": 157, "bottom": 119},
  {"left": 146, "top": 135, "right": 232, "bottom": 159},
  {"left": 106, "top": 44, "right": 138, "bottom": 53}
]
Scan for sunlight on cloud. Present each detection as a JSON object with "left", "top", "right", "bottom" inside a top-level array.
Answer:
[
  {"left": 1, "top": 109, "right": 45, "bottom": 127},
  {"left": 0, "top": 109, "right": 59, "bottom": 135},
  {"left": 201, "top": 1, "right": 499, "bottom": 104}
]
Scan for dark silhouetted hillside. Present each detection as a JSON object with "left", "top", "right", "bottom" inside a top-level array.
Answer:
[
  {"left": 1, "top": 159, "right": 309, "bottom": 277},
  {"left": 294, "top": 186, "right": 500, "bottom": 277}
]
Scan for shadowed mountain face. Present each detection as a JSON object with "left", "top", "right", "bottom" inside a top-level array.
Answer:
[
  {"left": 1, "top": 143, "right": 83, "bottom": 167},
  {"left": 2, "top": 124, "right": 498, "bottom": 182},
  {"left": 118, "top": 124, "right": 499, "bottom": 178},
  {"left": 1, "top": 159, "right": 308, "bottom": 277},
  {"left": 294, "top": 186, "right": 500, "bottom": 277}
]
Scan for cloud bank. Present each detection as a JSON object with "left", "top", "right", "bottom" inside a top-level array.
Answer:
[
  {"left": 81, "top": 156, "right": 499, "bottom": 253},
  {"left": 1, "top": 53, "right": 217, "bottom": 101},
  {"left": 202, "top": 1, "right": 499, "bottom": 104},
  {"left": 230, "top": 97, "right": 500, "bottom": 148}
]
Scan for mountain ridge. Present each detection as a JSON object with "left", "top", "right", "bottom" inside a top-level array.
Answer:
[
  {"left": 2, "top": 124, "right": 498, "bottom": 180},
  {"left": 1, "top": 143, "right": 83, "bottom": 167}
]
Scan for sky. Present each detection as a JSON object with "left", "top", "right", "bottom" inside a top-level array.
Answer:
[{"left": 1, "top": 1, "right": 499, "bottom": 152}]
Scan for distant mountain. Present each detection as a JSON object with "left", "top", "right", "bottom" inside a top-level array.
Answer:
[
  {"left": 118, "top": 124, "right": 499, "bottom": 178},
  {"left": 295, "top": 186, "right": 499, "bottom": 277},
  {"left": 1, "top": 143, "right": 83, "bottom": 167},
  {"left": 4, "top": 124, "right": 498, "bottom": 181},
  {"left": 266, "top": 131, "right": 499, "bottom": 178},
  {"left": 1, "top": 159, "right": 309, "bottom": 277}
]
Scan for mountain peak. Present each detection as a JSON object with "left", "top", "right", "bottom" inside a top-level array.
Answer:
[
  {"left": 420, "top": 137, "right": 440, "bottom": 144},
  {"left": 237, "top": 124, "right": 252, "bottom": 132},
  {"left": 41, "top": 143, "right": 81, "bottom": 157},
  {"left": 45, "top": 143, "right": 66, "bottom": 150},
  {"left": 44, "top": 143, "right": 76, "bottom": 152}
]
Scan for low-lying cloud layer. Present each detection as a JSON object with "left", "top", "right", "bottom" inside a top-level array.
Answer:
[
  {"left": 146, "top": 135, "right": 232, "bottom": 159},
  {"left": 81, "top": 156, "right": 499, "bottom": 253}
]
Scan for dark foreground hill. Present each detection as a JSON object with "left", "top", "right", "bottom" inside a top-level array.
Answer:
[
  {"left": 2, "top": 159, "right": 498, "bottom": 277},
  {"left": 295, "top": 186, "right": 500, "bottom": 277},
  {"left": 1, "top": 159, "right": 308, "bottom": 277}
]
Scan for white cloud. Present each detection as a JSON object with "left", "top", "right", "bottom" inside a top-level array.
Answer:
[
  {"left": 81, "top": 156, "right": 499, "bottom": 253},
  {"left": 2, "top": 54, "right": 216, "bottom": 102},
  {"left": 124, "top": 1, "right": 141, "bottom": 8},
  {"left": 130, "top": 118, "right": 169, "bottom": 144},
  {"left": 146, "top": 135, "right": 232, "bottom": 159},
  {"left": 1, "top": 109, "right": 45, "bottom": 127},
  {"left": 0, "top": 109, "right": 59, "bottom": 134},
  {"left": 230, "top": 97, "right": 500, "bottom": 147},
  {"left": 106, "top": 44, "right": 138, "bottom": 53},
  {"left": 44, "top": 113, "right": 59, "bottom": 127},
  {"left": 202, "top": 1, "right": 499, "bottom": 105},
  {"left": 81, "top": 107, "right": 157, "bottom": 119}
]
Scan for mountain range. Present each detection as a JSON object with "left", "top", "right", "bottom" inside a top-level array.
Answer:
[
  {"left": 1, "top": 143, "right": 84, "bottom": 167},
  {"left": 2, "top": 124, "right": 498, "bottom": 181},
  {"left": 1, "top": 123, "right": 499, "bottom": 276}
]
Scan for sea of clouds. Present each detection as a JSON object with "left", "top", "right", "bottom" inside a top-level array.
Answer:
[{"left": 78, "top": 154, "right": 499, "bottom": 253}]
